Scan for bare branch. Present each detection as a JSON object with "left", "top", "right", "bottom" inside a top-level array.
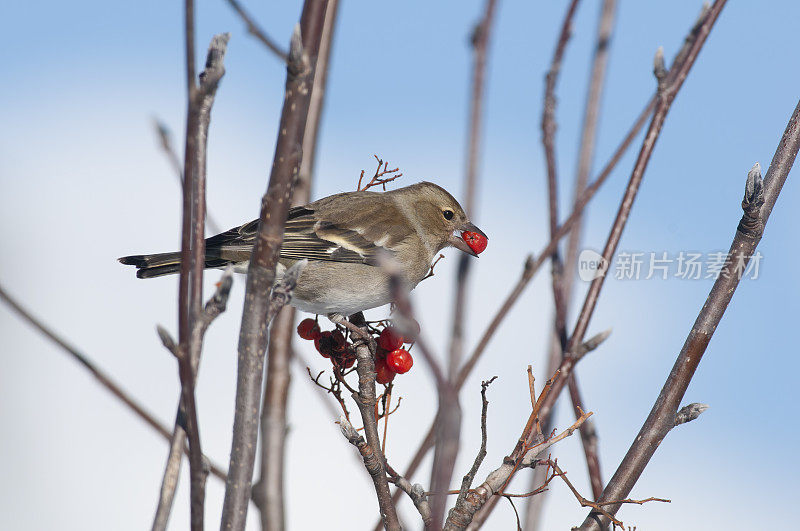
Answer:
[
  {"left": 537, "top": 0, "right": 729, "bottom": 448},
  {"left": 442, "top": 397, "right": 593, "bottom": 530},
  {"left": 224, "top": 0, "right": 289, "bottom": 61},
  {"left": 0, "top": 282, "right": 227, "bottom": 484},
  {"left": 542, "top": 459, "right": 668, "bottom": 529},
  {"left": 536, "top": 0, "right": 610, "bottom": 507},
  {"left": 437, "top": 3, "right": 500, "bottom": 522},
  {"left": 220, "top": 2, "right": 330, "bottom": 524},
  {"left": 151, "top": 119, "right": 224, "bottom": 235},
  {"left": 578, "top": 94, "right": 800, "bottom": 531},
  {"left": 254, "top": 4, "right": 340, "bottom": 528},
  {"left": 197, "top": 267, "right": 234, "bottom": 333},
  {"left": 386, "top": 464, "right": 433, "bottom": 529},
  {"left": 453, "top": 378, "right": 497, "bottom": 511},
  {"left": 448, "top": 0, "right": 499, "bottom": 378},
  {"left": 350, "top": 322, "right": 401, "bottom": 530},
  {"left": 151, "top": 27, "right": 231, "bottom": 531},
  {"left": 357, "top": 155, "right": 403, "bottom": 191},
  {"left": 382, "top": 258, "right": 459, "bottom": 529},
  {"left": 157, "top": 325, "right": 179, "bottom": 358}
]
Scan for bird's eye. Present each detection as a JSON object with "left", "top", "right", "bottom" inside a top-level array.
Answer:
[{"left": 443, "top": 209, "right": 454, "bottom": 220}]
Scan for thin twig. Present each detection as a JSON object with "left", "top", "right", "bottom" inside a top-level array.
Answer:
[
  {"left": 382, "top": 385, "right": 392, "bottom": 454},
  {"left": 224, "top": 0, "right": 289, "bottom": 61},
  {"left": 441, "top": 375, "right": 594, "bottom": 531},
  {"left": 385, "top": 464, "right": 433, "bottom": 529},
  {"left": 152, "top": 28, "right": 230, "bottom": 531},
  {"left": 357, "top": 155, "right": 403, "bottom": 191},
  {"left": 559, "top": 0, "right": 619, "bottom": 508},
  {"left": 537, "top": 0, "right": 609, "bottom": 508},
  {"left": 440, "top": 2, "right": 499, "bottom": 521},
  {"left": 421, "top": 254, "right": 445, "bottom": 281},
  {"left": 448, "top": 0, "right": 499, "bottom": 377},
  {"left": 221, "top": 3, "right": 329, "bottom": 527},
  {"left": 578, "top": 95, "right": 800, "bottom": 531},
  {"left": 453, "top": 378, "right": 496, "bottom": 512},
  {"left": 458, "top": 0, "right": 714, "bottom": 433},
  {"left": 151, "top": 119, "right": 223, "bottom": 235},
  {"left": 0, "top": 282, "right": 228, "bottom": 483},
  {"left": 541, "top": 460, "right": 669, "bottom": 529}
]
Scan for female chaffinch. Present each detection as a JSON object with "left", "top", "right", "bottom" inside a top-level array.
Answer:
[{"left": 120, "top": 182, "right": 487, "bottom": 316}]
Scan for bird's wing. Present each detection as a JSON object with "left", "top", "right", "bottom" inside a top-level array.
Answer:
[{"left": 205, "top": 204, "right": 411, "bottom": 265}]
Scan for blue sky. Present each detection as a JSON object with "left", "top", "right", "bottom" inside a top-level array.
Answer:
[{"left": 2, "top": 1, "right": 799, "bottom": 530}]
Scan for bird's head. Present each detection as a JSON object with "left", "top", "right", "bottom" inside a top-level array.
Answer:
[{"left": 398, "top": 182, "right": 488, "bottom": 257}]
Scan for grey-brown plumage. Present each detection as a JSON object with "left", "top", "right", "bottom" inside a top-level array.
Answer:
[{"left": 119, "top": 182, "right": 487, "bottom": 316}]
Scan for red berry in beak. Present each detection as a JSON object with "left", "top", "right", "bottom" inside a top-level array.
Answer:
[{"left": 461, "top": 230, "right": 488, "bottom": 255}]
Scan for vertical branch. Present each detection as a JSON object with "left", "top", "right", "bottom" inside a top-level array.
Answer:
[
  {"left": 541, "top": 0, "right": 580, "bottom": 255},
  {"left": 426, "top": 1, "right": 499, "bottom": 528},
  {"left": 352, "top": 334, "right": 402, "bottom": 531},
  {"left": 447, "top": 0, "right": 498, "bottom": 377},
  {"left": 429, "top": 382, "right": 463, "bottom": 529},
  {"left": 558, "top": 1, "right": 617, "bottom": 506},
  {"left": 538, "top": 0, "right": 609, "bottom": 510},
  {"left": 474, "top": 1, "right": 727, "bottom": 526},
  {"left": 220, "top": 1, "right": 329, "bottom": 529},
  {"left": 296, "top": 0, "right": 339, "bottom": 201},
  {"left": 152, "top": 16, "right": 230, "bottom": 529},
  {"left": 563, "top": 0, "right": 617, "bottom": 286},
  {"left": 578, "top": 98, "right": 800, "bottom": 530},
  {"left": 383, "top": 11, "right": 711, "bottom": 516},
  {"left": 252, "top": 3, "right": 339, "bottom": 530},
  {"left": 534, "top": 3, "right": 618, "bottom": 522},
  {"left": 170, "top": 0, "right": 200, "bottom": 525},
  {"left": 537, "top": 0, "right": 727, "bottom": 434},
  {"left": 252, "top": 308, "right": 292, "bottom": 530},
  {"left": 384, "top": 88, "right": 655, "bottom": 524}
]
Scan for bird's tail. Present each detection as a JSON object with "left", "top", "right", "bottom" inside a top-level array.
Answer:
[{"left": 118, "top": 252, "right": 230, "bottom": 279}]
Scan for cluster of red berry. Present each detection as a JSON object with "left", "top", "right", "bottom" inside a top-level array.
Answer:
[{"left": 296, "top": 318, "right": 416, "bottom": 384}]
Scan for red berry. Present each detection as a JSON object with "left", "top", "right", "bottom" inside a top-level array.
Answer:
[
  {"left": 297, "top": 318, "right": 320, "bottom": 340},
  {"left": 314, "top": 331, "right": 334, "bottom": 358},
  {"left": 378, "top": 327, "right": 404, "bottom": 351},
  {"left": 461, "top": 230, "right": 488, "bottom": 255},
  {"left": 386, "top": 348, "right": 413, "bottom": 374},
  {"left": 375, "top": 357, "right": 396, "bottom": 384},
  {"left": 331, "top": 330, "right": 347, "bottom": 351},
  {"left": 334, "top": 347, "right": 356, "bottom": 369}
]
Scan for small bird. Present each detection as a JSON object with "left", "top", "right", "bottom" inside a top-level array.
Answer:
[{"left": 119, "top": 182, "right": 487, "bottom": 317}]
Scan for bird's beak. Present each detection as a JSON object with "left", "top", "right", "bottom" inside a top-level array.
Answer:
[{"left": 448, "top": 221, "right": 487, "bottom": 257}]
